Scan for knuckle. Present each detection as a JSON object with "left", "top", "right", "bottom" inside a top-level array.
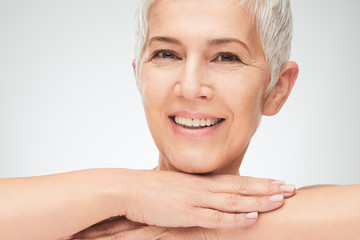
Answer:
[
  {"left": 211, "top": 211, "right": 225, "bottom": 225},
  {"left": 226, "top": 194, "right": 240, "bottom": 209},
  {"left": 233, "top": 213, "right": 244, "bottom": 225},
  {"left": 265, "top": 178, "right": 273, "bottom": 185},
  {"left": 237, "top": 180, "right": 251, "bottom": 194},
  {"left": 255, "top": 197, "right": 264, "bottom": 208},
  {"left": 265, "top": 182, "right": 274, "bottom": 194},
  {"left": 112, "top": 233, "right": 128, "bottom": 240}
]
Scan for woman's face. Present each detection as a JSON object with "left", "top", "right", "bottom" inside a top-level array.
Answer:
[{"left": 138, "top": 0, "right": 271, "bottom": 174}]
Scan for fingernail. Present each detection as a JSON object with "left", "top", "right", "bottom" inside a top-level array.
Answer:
[
  {"left": 269, "top": 194, "right": 284, "bottom": 202},
  {"left": 271, "top": 180, "right": 286, "bottom": 184},
  {"left": 280, "top": 184, "right": 296, "bottom": 193},
  {"left": 246, "top": 212, "right": 258, "bottom": 219}
]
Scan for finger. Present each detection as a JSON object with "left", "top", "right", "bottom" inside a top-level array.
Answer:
[
  {"left": 80, "top": 226, "right": 167, "bottom": 240},
  {"left": 160, "top": 227, "right": 219, "bottom": 240},
  {"left": 202, "top": 192, "right": 284, "bottom": 213},
  {"left": 194, "top": 208, "right": 258, "bottom": 229},
  {"left": 283, "top": 186, "right": 297, "bottom": 198},
  {"left": 210, "top": 175, "right": 296, "bottom": 196},
  {"left": 72, "top": 217, "right": 144, "bottom": 239}
]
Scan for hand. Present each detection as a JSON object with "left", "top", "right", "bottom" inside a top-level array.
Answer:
[
  {"left": 65, "top": 216, "right": 257, "bottom": 240},
  {"left": 65, "top": 216, "right": 219, "bottom": 240},
  {"left": 120, "top": 170, "right": 295, "bottom": 228},
  {"left": 63, "top": 169, "right": 295, "bottom": 237}
]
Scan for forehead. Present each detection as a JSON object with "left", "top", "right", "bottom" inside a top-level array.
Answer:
[{"left": 147, "top": 0, "right": 259, "bottom": 48}]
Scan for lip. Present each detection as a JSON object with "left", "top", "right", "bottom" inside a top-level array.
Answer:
[{"left": 169, "top": 111, "right": 225, "bottom": 138}]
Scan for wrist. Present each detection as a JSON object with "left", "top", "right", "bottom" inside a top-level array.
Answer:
[
  {"left": 76, "top": 168, "right": 134, "bottom": 219},
  {"left": 68, "top": 169, "right": 131, "bottom": 221}
]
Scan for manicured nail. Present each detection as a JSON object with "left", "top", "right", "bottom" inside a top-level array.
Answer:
[
  {"left": 246, "top": 212, "right": 258, "bottom": 219},
  {"left": 269, "top": 194, "right": 284, "bottom": 202},
  {"left": 271, "top": 180, "right": 286, "bottom": 184},
  {"left": 280, "top": 184, "right": 296, "bottom": 193}
]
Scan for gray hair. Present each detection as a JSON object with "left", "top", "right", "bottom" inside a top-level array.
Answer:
[{"left": 134, "top": 0, "right": 293, "bottom": 92}]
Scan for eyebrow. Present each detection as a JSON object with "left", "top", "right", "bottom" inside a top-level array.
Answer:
[
  {"left": 149, "top": 36, "right": 182, "bottom": 46},
  {"left": 209, "top": 38, "right": 252, "bottom": 56},
  {"left": 148, "top": 36, "right": 252, "bottom": 56}
]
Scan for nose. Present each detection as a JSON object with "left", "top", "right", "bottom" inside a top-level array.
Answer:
[{"left": 174, "top": 57, "right": 214, "bottom": 101}]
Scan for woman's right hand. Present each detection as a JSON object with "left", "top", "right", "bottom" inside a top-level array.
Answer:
[{"left": 118, "top": 170, "right": 295, "bottom": 229}]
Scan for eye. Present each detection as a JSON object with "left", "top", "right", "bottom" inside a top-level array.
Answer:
[
  {"left": 213, "top": 53, "right": 242, "bottom": 63},
  {"left": 151, "top": 50, "right": 181, "bottom": 60}
]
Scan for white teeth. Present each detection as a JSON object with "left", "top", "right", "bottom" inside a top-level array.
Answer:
[
  {"left": 193, "top": 119, "right": 200, "bottom": 127},
  {"left": 175, "top": 116, "right": 180, "bottom": 124},
  {"left": 206, "top": 119, "right": 211, "bottom": 127},
  {"left": 173, "top": 116, "right": 223, "bottom": 128},
  {"left": 185, "top": 118, "right": 192, "bottom": 127}
]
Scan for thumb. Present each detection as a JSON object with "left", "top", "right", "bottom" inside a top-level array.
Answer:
[{"left": 71, "top": 216, "right": 144, "bottom": 239}]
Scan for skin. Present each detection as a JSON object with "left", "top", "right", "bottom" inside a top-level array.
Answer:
[
  {"left": 0, "top": 170, "right": 293, "bottom": 240},
  {"left": 68, "top": 0, "right": 360, "bottom": 239},
  {"left": 138, "top": 0, "right": 298, "bottom": 175},
  {"left": 2, "top": 0, "right": 359, "bottom": 240},
  {"left": 0, "top": 1, "right": 298, "bottom": 237},
  {"left": 71, "top": 185, "right": 360, "bottom": 240}
]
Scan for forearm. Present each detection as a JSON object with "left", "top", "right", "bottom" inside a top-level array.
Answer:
[
  {"left": 0, "top": 168, "right": 130, "bottom": 240},
  {"left": 220, "top": 185, "right": 360, "bottom": 240}
]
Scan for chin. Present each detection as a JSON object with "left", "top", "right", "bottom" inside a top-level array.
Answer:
[{"left": 168, "top": 150, "right": 227, "bottom": 174}]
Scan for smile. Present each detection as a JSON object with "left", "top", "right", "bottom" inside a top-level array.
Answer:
[{"left": 171, "top": 116, "right": 225, "bottom": 129}]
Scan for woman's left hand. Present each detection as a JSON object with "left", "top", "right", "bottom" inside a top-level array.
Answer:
[{"left": 65, "top": 216, "right": 221, "bottom": 240}]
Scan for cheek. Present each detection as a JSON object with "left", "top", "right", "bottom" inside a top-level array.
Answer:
[
  {"left": 221, "top": 71, "right": 265, "bottom": 137},
  {"left": 139, "top": 66, "right": 174, "bottom": 141},
  {"left": 140, "top": 66, "right": 166, "bottom": 114},
  {"left": 139, "top": 64, "right": 177, "bottom": 105},
  {"left": 221, "top": 69, "right": 264, "bottom": 112}
]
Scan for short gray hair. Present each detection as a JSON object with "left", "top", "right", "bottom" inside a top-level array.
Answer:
[{"left": 134, "top": 0, "right": 293, "bottom": 92}]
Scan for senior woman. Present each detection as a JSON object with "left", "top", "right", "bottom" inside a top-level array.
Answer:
[
  {"left": 0, "top": 0, "right": 359, "bottom": 239},
  {"left": 68, "top": 0, "right": 360, "bottom": 239}
]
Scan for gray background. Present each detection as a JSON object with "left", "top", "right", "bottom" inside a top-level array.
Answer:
[{"left": 1, "top": 1, "right": 359, "bottom": 187}]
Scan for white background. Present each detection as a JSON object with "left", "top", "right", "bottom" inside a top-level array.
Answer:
[{"left": 1, "top": 0, "right": 359, "bottom": 187}]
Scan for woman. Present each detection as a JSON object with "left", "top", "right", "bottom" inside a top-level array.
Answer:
[
  {"left": 0, "top": 0, "right": 359, "bottom": 240},
  {"left": 68, "top": 0, "right": 360, "bottom": 239}
]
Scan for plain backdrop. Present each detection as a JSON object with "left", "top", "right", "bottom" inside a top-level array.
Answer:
[{"left": 1, "top": 0, "right": 359, "bottom": 187}]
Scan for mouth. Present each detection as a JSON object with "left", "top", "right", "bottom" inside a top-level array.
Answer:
[{"left": 169, "top": 116, "right": 225, "bottom": 129}]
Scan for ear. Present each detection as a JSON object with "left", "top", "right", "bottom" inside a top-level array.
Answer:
[{"left": 263, "top": 61, "right": 299, "bottom": 116}]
